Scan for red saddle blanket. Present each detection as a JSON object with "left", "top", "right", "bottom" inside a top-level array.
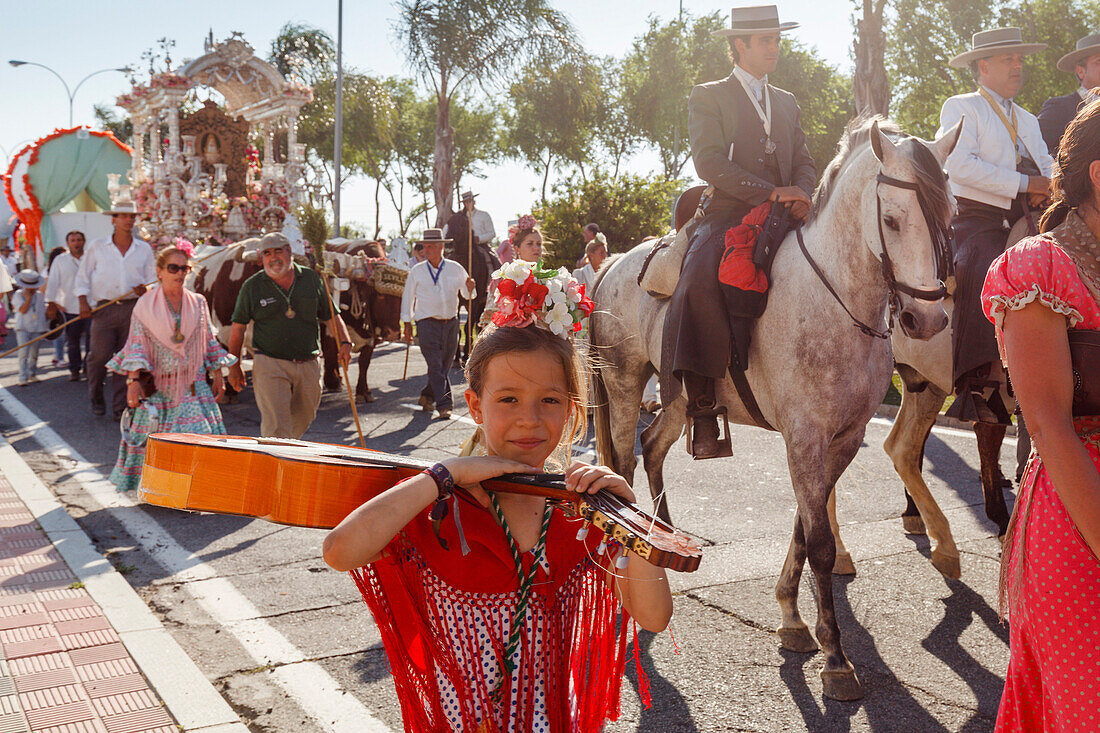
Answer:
[{"left": 718, "top": 201, "right": 772, "bottom": 294}]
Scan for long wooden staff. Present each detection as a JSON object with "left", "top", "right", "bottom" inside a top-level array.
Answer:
[
  {"left": 0, "top": 237, "right": 254, "bottom": 360},
  {"left": 316, "top": 261, "right": 365, "bottom": 449},
  {"left": 465, "top": 207, "right": 474, "bottom": 354},
  {"left": 401, "top": 341, "right": 411, "bottom": 380}
]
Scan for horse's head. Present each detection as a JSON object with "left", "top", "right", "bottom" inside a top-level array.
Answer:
[{"left": 864, "top": 118, "right": 961, "bottom": 340}]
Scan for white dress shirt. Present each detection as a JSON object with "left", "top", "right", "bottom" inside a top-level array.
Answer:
[
  {"left": 400, "top": 258, "right": 476, "bottom": 323},
  {"left": 572, "top": 264, "right": 597, "bottom": 298},
  {"left": 733, "top": 64, "right": 767, "bottom": 102},
  {"left": 1078, "top": 86, "right": 1099, "bottom": 103},
  {"left": 937, "top": 89, "right": 1054, "bottom": 210},
  {"left": 443, "top": 208, "right": 496, "bottom": 244},
  {"left": 72, "top": 236, "right": 156, "bottom": 304},
  {"left": 11, "top": 290, "right": 49, "bottom": 332},
  {"left": 44, "top": 250, "right": 84, "bottom": 313}
]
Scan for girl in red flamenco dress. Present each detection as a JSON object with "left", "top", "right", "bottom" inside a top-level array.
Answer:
[
  {"left": 324, "top": 265, "right": 671, "bottom": 732},
  {"left": 983, "top": 100, "right": 1100, "bottom": 732}
]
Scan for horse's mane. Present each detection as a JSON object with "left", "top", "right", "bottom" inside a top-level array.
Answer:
[{"left": 811, "top": 116, "right": 903, "bottom": 220}]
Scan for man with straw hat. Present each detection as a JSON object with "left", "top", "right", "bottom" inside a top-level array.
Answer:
[
  {"left": 400, "top": 228, "right": 476, "bottom": 420},
  {"left": 1038, "top": 32, "right": 1100, "bottom": 154},
  {"left": 662, "top": 4, "right": 816, "bottom": 459},
  {"left": 937, "top": 27, "right": 1054, "bottom": 426},
  {"left": 73, "top": 201, "right": 155, "bottom": 419}
]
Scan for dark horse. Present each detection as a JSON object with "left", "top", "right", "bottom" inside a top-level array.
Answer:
[{"left": 445, "top": 210, "right": 500, "bottom": 362}]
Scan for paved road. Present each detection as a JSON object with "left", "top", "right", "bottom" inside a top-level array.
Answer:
[{"left": 0, "top": 335, "right": 1013, "bottom": 732}]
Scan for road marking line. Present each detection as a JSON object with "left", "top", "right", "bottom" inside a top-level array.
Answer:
[
  {"left": 0, "top": 387, "right": 392, "bottom": 733},
  {"left": 869, "top": 415, "right": 1018, "bottom": 444}
]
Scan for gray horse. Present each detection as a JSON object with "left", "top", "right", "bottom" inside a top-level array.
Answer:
[{"left": 589, "top": 118, "right": 960, "bottom": 701}]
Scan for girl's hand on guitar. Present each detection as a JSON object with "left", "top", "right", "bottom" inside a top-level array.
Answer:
[
  {"left": 441, "top": 456, "right": 541, "bottom": 507},
  {"left": 564, "top": 462, "right": 636, "bottom": 503}
]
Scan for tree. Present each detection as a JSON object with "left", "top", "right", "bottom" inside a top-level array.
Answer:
[
  {"left": 269, "top": 22, "right": 335, "bottom": 84},
  {"left": 620, "top": 12, "right": 730, "bottom": 180},
  {"left": 533, "top": 172, "right": 683, "bottom": 270},
  {"left": 593, "top": 58, "right": 641, "bottom": 181},
  {"left": 508, "top": 55, "right": 602, "bottom": 201},
  {"left": 393, "top": 0, "right": 579, "bottom": 226},
  {"left": 94, "top": 104, "right": 133, "bottom": 145},
  {"left": 771, "top": 40, "right": 854, "bottom": 170},
  {"left": 853, "top": 0, "right": 890, "bottom": 116}
]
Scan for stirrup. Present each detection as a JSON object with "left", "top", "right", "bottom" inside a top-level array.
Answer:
[{"left": 685, "top": 405, "right": 733, "bottom": 459}]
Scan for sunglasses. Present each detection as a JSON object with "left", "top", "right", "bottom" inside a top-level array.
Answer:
[{"left": 164, "top": 263, "right": 192, "bottom": 274}]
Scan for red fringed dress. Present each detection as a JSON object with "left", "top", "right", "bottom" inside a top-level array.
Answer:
[{"left": 350, "top": 489, "right": 632, "bottom": 732}]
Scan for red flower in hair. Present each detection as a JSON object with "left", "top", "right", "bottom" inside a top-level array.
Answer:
[{"left": 492, "top": 273, "right": 549, "bottom": 328}]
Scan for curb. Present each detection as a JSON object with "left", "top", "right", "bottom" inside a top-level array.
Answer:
[
  {"left": 0, "top": 435, "right": 248, "bottom": 732},
  {"left": 873, "top": 403, "right": 1019, "bottom": 437}
]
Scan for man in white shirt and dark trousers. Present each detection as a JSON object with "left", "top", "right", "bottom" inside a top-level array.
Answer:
[
  {"left": 45, "top": 230, "right": 89, "bottom": 381},
  {"left": 73, "top": 203, "right": 156, "bottom": 419},
  {"left": 400, "top": 229, "right": 475, "bottom": 420},
  {"left": 937, "top": 28, "right": 1054, "bottom": 426}
]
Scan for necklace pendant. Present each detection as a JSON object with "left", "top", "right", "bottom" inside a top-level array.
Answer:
[
  {"left": 764, "top": 138, "right": 777, "bottom": 155},
  {"left": 171, "top": 329, "right": 184, "bottom": 344},
  {"left": 286, "top": 307, "right": 296, "bottom": 319}
]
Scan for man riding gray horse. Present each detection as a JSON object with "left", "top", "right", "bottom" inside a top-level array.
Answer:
[{"left": 662, "top": 4, "right": 816, "bottom": 459}]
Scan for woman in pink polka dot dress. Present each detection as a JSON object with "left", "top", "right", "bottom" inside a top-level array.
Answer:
[{"left": 981, "top": 100, "right": 1100, "bottom": 733}]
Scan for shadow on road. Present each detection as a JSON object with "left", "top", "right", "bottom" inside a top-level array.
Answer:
[{"left": 624, "top": 628, "right": 698, "bottom": 731}]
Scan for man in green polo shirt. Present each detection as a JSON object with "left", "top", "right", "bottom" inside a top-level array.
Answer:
[{"left": 226, "top": 233, "right": 352, "bottom": 438}]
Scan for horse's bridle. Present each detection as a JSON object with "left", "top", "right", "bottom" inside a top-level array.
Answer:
[{"left": 796, "top": 168, "right": 951, "bottom": 340}]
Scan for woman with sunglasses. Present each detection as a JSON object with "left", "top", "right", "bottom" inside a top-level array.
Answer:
[{"left": 106, "top": 243, "right": 237, "bottom": 491}]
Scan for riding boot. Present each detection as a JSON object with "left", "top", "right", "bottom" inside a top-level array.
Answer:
[
  {"left": 684, "top": 373, "right": 732, "bottom": 459},
  {"left": 944, "top": 368, "right": 1011, "bottom": 425}
]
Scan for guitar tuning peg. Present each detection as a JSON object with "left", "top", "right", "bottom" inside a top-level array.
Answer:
[
  {"left": 615, "top": 552, "right": 629, "bottom": 569},
  {"left": 575, "top": 525, "right": 589, "bottom": 541},
  {"left": 596, "top": 537, "right": 608, "bottom": 556}
]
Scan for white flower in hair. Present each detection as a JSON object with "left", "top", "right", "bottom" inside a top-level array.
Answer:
[{"left": 545, "top": 300, "right": 574, "bottom": 335}]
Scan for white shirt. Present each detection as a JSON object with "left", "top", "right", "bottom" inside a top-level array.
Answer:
[
  {"left": 444, "top": 208, "right": 496, "bottom": 244},
  {"left": 3, "top": 254, "right": 18, "bottom": 279},
  {"left": 400, "top": 258, "right": 476, "bottom": 323},
  {"left": 1078, "top": 86, "right": 1098, "bottom": 103},
  {"left": 11, "top": 289, "right": 48, "bottom": 332},
  {"left": 572, "top": 264, "right": 597, "bottom": 298},
  {"left": 44, "top": 250, "right": 84, "bottom": 313},
  {"left": 733, "top": 64, "right": 767, "bottom": 102},
  {"left": 73, "top": 236, "right": 156, "bottom": 304},
  {"left": 937, "top": 89, "right": 1054, "bottom": 210},
  {"left": 0, "top": 265, "right": 11, "bottom": 295}
]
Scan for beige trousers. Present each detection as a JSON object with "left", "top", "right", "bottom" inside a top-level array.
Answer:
[{"left": 252, "top": 353, "right": 322, "bottom": 438}]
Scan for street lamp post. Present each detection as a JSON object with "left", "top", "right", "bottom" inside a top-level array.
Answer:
[{"left": 8, "top": 60, "right": 132, "bottom": 127}]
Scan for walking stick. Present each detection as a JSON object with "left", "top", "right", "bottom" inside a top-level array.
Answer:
[
  {"left": 402, "top": 340, "right": 411, "bottom": 380},
  {"left": 0, "top": 237, "right": 255, "bottom": 361},
  {"left": 316, "top": 261, "right": 366, "bottom": 449},
  {"left": 465, "top": 207, "right": 474, "bottom": 356}
]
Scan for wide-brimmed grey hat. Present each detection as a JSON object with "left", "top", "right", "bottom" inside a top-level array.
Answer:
[
  {"left": 948, "top": 27, "right": 1047, "bottom": 68},
  {"left": 1058, "top": 32, "right": 1100, "bottom": 73},
  {"left": 15, "top": 269, "right": 43, "bottom": 288},
  {"left": 415, "top": 228, "right": 452, "bottom": 244},
  {"left": 712, "top": 5, "right": 799, "bottom": 37},
  {"left": 258, "top": 232, "right": 292, "bottom": 253},
  {"left": 460, "top": 190, "right": 476, "bottom": 202}
]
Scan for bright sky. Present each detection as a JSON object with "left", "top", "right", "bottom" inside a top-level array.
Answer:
[{"left": 1, "top": 0, "right": 854, "bottom": 237}]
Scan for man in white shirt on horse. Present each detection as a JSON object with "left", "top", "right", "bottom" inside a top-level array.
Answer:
[{"left": 937, "top": 27, "right": 1053, "bottom": 425}]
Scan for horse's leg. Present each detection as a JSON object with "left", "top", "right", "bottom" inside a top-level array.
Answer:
[
  {"left": 321, "top": 335, "right": 341, "bottom": 391},
  {"left": 884, "top": 383, "right": 960, "bottom": 578},
  {"left": 640, "top": 395, "right": 686, "bottom": 524},
  {"left": 787, "top": 433, "right": 863, "bottom": 700},
  {"left": 826, "top": 490, "right": 856, "bottom": 576},
  {"left": 603, "top": 374, "right": 645, "bottom": 490},
  {"left": 901, "top": 491, "right": 925, "bottom": 534},
  {"left": 975, "top": 421, "right": 1010, "bottom": 539},
  {"left": 776, "top": 513, "right": 818, "bottom": 653},
  {"left": 355, "top": 340, "right": 376, "bottom": 403}
]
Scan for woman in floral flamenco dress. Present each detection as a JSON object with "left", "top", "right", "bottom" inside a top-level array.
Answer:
[
  {"left": 108, "top": 243, "right": 236, "bottom": 491},
  {"left": 983, "top": 100, "right": 1100, "bottom": 732}
]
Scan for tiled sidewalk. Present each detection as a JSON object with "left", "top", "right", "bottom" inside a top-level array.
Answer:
[{"left": 0, "top": 475, "right": 175, "bottom": 733}]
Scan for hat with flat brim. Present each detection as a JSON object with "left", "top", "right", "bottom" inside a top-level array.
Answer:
[
  {"left": 460, "top": 191, "right": 476, "bottom": 202},
  {"left": 712, "top": 5, "right": 799, "bottom": 37},
  {"left": 1058, "top": 32, "right": 1100, "bottom": 73},
  {"left": 15, "top": 269, "right": 43, "bottom": 288},
  {"left": 948, "top": 27, "right": 1047, "bottom": 68},
  {"left": 415, "top": 228, "right": 452, "bottom": 244}
]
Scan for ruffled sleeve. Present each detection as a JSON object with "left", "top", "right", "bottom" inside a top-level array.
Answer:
[
  {"left": 203, "top": 330, "right": 236, "bottom": 372},
  {"left": 982, "top": 236, "right": 1087, "bottom": 331},
  {"left": 106, "top": 318, "right": 153, "bottom": 374}
]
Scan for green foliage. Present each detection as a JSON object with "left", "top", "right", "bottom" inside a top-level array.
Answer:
[
  {"left": 269, "top": 23, "right": 335, "bottom": 84},
  {"left": 296, "top": 203, "right": 329, "bottom": 249},
  {"left": 507, "top": 55, "right": 602, "bottom": 200},
  {"left": 771, "top": 40, "right": 854, "bottom": 171},
  {"left": 94, "top": 104, "right": 132, "bottom": 145},
  {"left": 533, "top": 173, "right": 683, "bottom": 269},
  {"left": 620, "top": 12, "right": 730, "bottom": 179},
  {"left": 887, "top": 0, "right": 1100, "bottom": 139}
]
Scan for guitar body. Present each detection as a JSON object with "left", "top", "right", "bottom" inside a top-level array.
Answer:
[{"left": 140, "top": 433, "right": 702, "bottom": 572}]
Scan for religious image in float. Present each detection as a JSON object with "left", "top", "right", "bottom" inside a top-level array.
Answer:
[{"left": 113, "top": 32, "right": 316, "bottom": 247}]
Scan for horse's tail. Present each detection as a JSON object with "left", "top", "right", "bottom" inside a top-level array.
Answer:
[{"left": 589, "top": 318, "right": 615, "bottom": 469}]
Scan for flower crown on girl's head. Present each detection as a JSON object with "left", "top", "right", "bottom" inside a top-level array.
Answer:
[
  {"left": 491, "top": 260, "right": 595, "bottom": 338},
  {"left": 507, "top": 214, "right": 538, "bottom": 239}
]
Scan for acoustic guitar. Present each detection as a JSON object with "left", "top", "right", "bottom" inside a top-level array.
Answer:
[{"left": 139, "top": 433, "right": 703, "bottom": 573}]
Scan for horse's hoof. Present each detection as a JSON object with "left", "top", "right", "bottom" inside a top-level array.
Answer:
[
  {"left": 358, "top": 392, "right": 376, "bottom": 403},
  {"left": 902, "top": 514, "right": 926, "bottom": 535},
  {"left": 821, "top": 668, "right": 863, "bottom": 701},
  {"left": 777, "top": 625, "right": 819, "bottom": 653},
  {"left": 930, "top": 549, "right": 961, "bottom": 579},
  {"left": 833, "top": 552, "right": 856, "bottom": 576}
]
